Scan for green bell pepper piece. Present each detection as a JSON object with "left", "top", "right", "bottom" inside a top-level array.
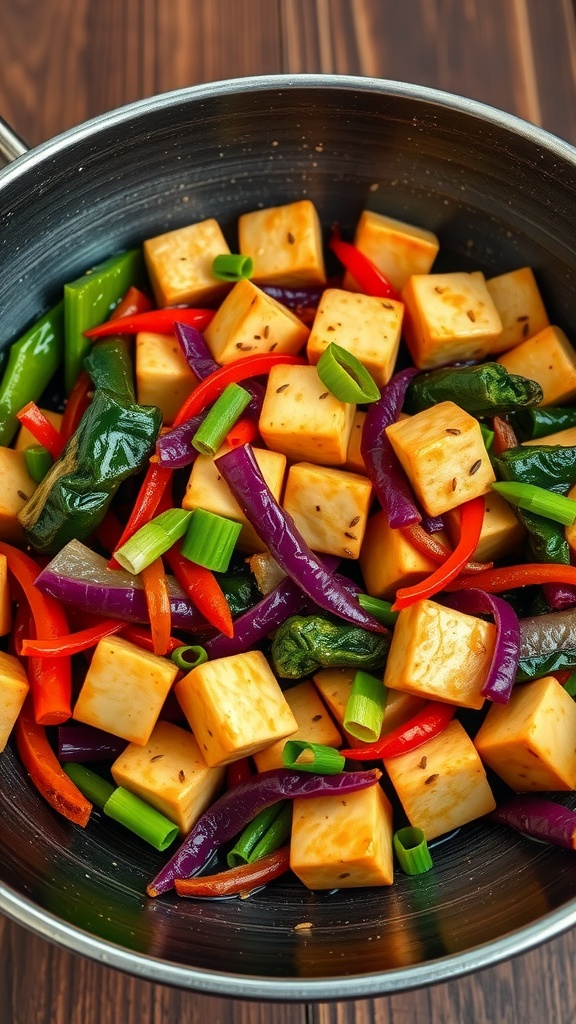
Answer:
[
  {"left": 404, "top": 362, "right": 543, "bottom": 418},
  {"left": 271, "top": 614, "right": 390, "bottom": 680},
  {"left": 509, "top": 405, "right": 576, "bottom": 441},
  {"left": 516, "top": 649, "right": 576, "bottom": 681},
  {"left": 64, "top": 248, "right": 144, "bottom": 394},
  {"left": 0, "top": 301, "right": 64, "bottom": 446},
  {"left": 492, "top": 445, "right": 576, "bottom": 494},
  {"left": 515, "top": 508, "right": 571, "bottom": 565}
]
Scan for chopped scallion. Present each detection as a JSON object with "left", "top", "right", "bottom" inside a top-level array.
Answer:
[
  {"left": 114, "top": 508, "right": 192, "bottom": 574},
  {"left": 227, "top": 801, "right": 286, "bottom": 867},
  {"left": 316, "top": 342, "right": 380, "bottom": 404},
  {"left": 212, "top": 253, "right": 254, "bottom": 282},
  {"left": 249, "top": 801, "right": 292, "bottom": 862},
  {"left": 357, "top": 593, "right": 399, "bottom": 627},
  {"left": 492, "top": 481, "right": 576, "bottom": 526},
  {"left": 393, "top": 826, "right": 433, "bottom": 875},
  {"left": 24, "top": 444, "right": 53, "bottom": 482},
  {"left": 282, "top": 740, "right": 345, "bottom": 774},
  {"left": 63, "top": 762, "right": 115, "bottom": 810},
  {"left": 191, "top": 383, "right": 251, "bottom": 456},
  {"left": 103, "top": 786, "right": 179, "bottom": 851},
  {"left": 180, "top": 508, "right": 242, "bottom": 572},
  {"left": 480, "top": 423, "right": 495, "bottom": 452},
  {"left": 343, "top": 670, "right": 387, "bottom": 743},
  {"left": 170, "top": 644, "right": 208, "bottom": 672}
]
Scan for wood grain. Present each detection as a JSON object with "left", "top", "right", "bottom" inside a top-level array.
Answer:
[{"left": 1, "top": 1, "right": 576, "bottom": 1022}]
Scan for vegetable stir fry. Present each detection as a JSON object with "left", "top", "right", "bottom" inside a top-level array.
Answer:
[{"left": 2, "top": 198, "right": 576, "bottom": 899}]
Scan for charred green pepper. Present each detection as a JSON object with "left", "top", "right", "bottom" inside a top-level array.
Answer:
[
  {"left": 515, "top": 508, "right": 571, "bottom": 565},
  {"left": 0, "top": 301, "right": 64, "bottom": 446},
  {"left": 405, "top": 363, "right": 543, "bottom": 419},
  {"left": 492, "top": 445, "right": 576, "bottom": 494},
  {"left": 271, "top": 614, "right": 390, "bottom": 679},
  {"left": 509, "top": 405, "right": 576, "bottom": 441}
]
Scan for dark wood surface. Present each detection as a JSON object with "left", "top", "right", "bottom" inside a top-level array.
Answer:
[{"left": 1, "top": 1, "right": 576, "bottom": 1021}]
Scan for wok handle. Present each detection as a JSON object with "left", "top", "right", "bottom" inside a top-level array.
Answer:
[{"left": 0, "top": 116, "right": 29, "bottom": 167}]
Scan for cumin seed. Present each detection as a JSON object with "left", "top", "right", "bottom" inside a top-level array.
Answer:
[
  {"left": 469, "top": 459, "right": 482, "bottom": 475},
  {"left": 287, "top": 231, "right": 295, "bottom": 244},
  {"left": 445, "top": 428, "right": 461, "bottom": 435},
  {"left": 344, "top": 531, "right": 357, "bottom": 539},
  {"left": 349, "top": 515, "right": 361, "bottom": 527},
  {"left": 467, "top": 309, "right": 476, "bottom": 322},
  {"left": 424, "top": 773, "right": 439, "bottom": 785},
  {"left": 451, "top": 477, "right": 457, "bottom": 491},
  {"left": 179, "top": 770, "right": 186, "bottom": 782},
  {"left": 276, "top": 383, "right": 289, "bottom": 393},
  {"left": 318, "top": 391, "right": 329, "bottom": 400},
  {"left": 418, "top": 756, "right": 427, "bottom": 769},
  {"left": 150, "top": 754, "right": 164, "bottom": 762}
]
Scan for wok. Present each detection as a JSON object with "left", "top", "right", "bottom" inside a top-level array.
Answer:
[{"left": 1, "top": 75, "right": 576, "bottom": 1001}]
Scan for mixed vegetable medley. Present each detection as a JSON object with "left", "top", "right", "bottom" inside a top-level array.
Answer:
[{"left": 3, "top": 199, "right": 576, "bottom": 900}]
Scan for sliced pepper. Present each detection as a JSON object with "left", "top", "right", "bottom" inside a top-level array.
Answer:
[
  {"left": 328, "top": 226, "right": 401, "bottom": 300},
  {"left": 16, "top": 402, "right": 65, "bottom": 459},
  {"left": 0, "top": 301, "right": 64, "bottom": 447},
  {"left": 174, "top": 846, "right": 291, "bottom": 898},
  {"left": 404, "top": 363, "right": 543, "bottom": 418},
  {"left": 340, "top": 701, "right": 456, "bottom": 760},
  {"left": 84, "top": 307, "right": 214, "bottom": 340},
  {"left": 492, "top": 444, "right": 576, "bottom": 494},
  {"left": 165, "top": 544, "right": 234, "bottom": 638}
]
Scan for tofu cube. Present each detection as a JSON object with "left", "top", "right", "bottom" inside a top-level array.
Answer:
[
  {"left": 253, "top": 680, "right": 342, "bottom": 772},
  {"left": 523, "top": 426, "right": 576, "bottom": 447},
  {"left": 182, "top": 444, "right": 286, "bottom": 552},
  {"left": 14, "top": 409, "right": 63, "bottom": 452},
  {"left": 385, "top": 720, "right": 496, "bottom": 840},
  {"left": 344, "top": 411, "right": 367, "bottom": 474},
  {"left": 383, "top": 599, "right": 496, "bottom": 710},
  {"left": 259, "top": 364, "right": 356, "bottom": 465},
  {"left": 238, "top": 200, "right": 326, "bottom": 287},
  {"left": 143, "top": 218, "right": 231, "bottom": 307},
  {"left": 111, "top": 720, "right": 224, "bottom": 833},
  {"left": 401, "top": 271, "right": 503, "bottom": 368},
  {"left": 290, "top": 782, "right": 394, "bottom": 889},
  {"left": 443, "top": 489, "right": 525, "bottom": 563},
  {"left": 203, "top": 278, "right": 310, "bottom": 364},
  {"left": 306, "top": 288, "right": 403, "bottom": 388},
  {"left": 0, "top": 554, "right": 11, "bottom": 636},
  {"left": 486, "top": 267, "right": 549, "bottom": 351},
  {"left": 497, "top": 325, "right": 576, "bottom": 405},
  {"left": 359, "top": 509, "right": 438, "bottom": 601},
  {"left": 135, "top": 332, "right": 198, "bottom": 425},
  {"left": 174, "top": 650, "right": 298, "bottom": 767},
  {"left": 282, "top": 462, "right": 372, "bottom": 559},
  {"left": 385, "top": 401, "right": 495, "bottom": 517},
  {"left": 0, "top": 651, "right": 29, "bottom": 752},
  {"left": 0, "top": 447, "right": 37, "bottom": 543},
  {"left": 312, "top": 667, "right": 425, "bottom": 745},
  {"left": 474, "top": 675, "right": 576, "bottom": 791},
  {"left": 73, "top": 636, "right": 179, "bottom": 745},
  {"left": 343, "top": 210, "right": 439, "bottom": 292}
]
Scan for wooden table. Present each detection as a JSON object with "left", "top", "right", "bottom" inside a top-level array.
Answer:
[{"left": 1, "top": 1, "right": 576, "bottom": 1021}]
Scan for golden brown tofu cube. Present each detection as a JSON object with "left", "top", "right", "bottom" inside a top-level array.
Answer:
[
  {"left": 182, "top": 444, "right": 286, "bottom": 553},
  {"left": 259, "top": 364, "right": 355, "bottom": 465},
  {"left": 136, "top": 332, "right": 198, "bottom": 425},
  {"left": 1, "top": 447, "right": 37, "bottom": 543},
  {"left": 401, "top": 272, "right": 503, "bottom": 368},
  {"left": 486, "top": 266, "right": 549, "bottom": 351},
  {"left": 282, "top": 462, "right": 372, "bottom": 559},
  {"left": 385, "top": 401, "right": 495, "bottom": 517},
  {"left": 306, "top": 288, "right": 403, "bottom": 388},
  {"left": 385, "top": 720, "right": 496, "bottom": 840},
  {"left": 443, "top": 489, "right": 525, "bottom": 563},
  {"left": 174, "top": 650, "right": 298, "bottom": 767},
  {"left": 73, "top": 636, "right": 179, "bottom": 745},
  {"left": 497, "top": 325, "right": 576, "bottom": 405},
  {"left": 523, "top": 426, "right": 576, "bottom": 447},
  {"left": 474, "top": 675, "right": 576, "bottom": 791},
  {"left": 203, "top": 278, "right": 310, "bottom": 364},
  {"left": 359, "top": 509, "right": 438, "bottom": 601},
  {"left": 343, "top": 210, "right": 439, "bottom": 292},
  {"left": 238, "top": 200, "right": 326, "bottom": 287},
  {"left": 143, "top": 218, "right": 231, "bottom": 307},
  {"left": 290, "top": 782, "right": 394, "bottom": 889},
  {"left": 253, "top": 680, "right": 342, "bottom": 772},
  {"left": 14, "top": 409, "right": 63, "bottom": 452},
  {"left": 344, "top": 411, "right": 367, "bottom": 474},
  {"left": 111, "top": 720, "right": 225, "bottom": 833},
  {"left": 0, "top": 652, "right": 29, "bottom": 752},
  {"left": 383, "top": 599, "right": 496, "bottom": 710}
]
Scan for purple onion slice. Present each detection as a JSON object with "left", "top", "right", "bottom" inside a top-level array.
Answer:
[
  {"left": 442, "top": 588, "right": 520, "bottom": 703},
  {"left": 489, "top": 796, "right": 576, "bottom": 850}
]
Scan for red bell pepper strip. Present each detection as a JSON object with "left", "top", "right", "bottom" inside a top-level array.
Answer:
[
  {"left": 401, "top": 522, "right": 491, "bottom": 575},
  {"left": 340, "top": 701, "right": 456, "bottom": 760},
  {"left": 165, "top": 545, "right": 234, "bottom": 638},
  {"left": 0, "top": 542, "right": 72, "bottom": 725},
  {"left": 59, "top": 371, "right": 92, "bottom": 444},
  {"left": 120, "top": 623, "right": 184, "bottom": 654},
  {"left": 226, "top": 756, "right": 253, "bottom": 790},
  {"left": 225, "top": 415, "right": 259, "bottom": 449},
  {"left": 328, "top": 226, "right": 401, "bottom": 301},
  {"left": 21, "top": 618, "right": 125, "bottom": 658},
  {"left": 446, "top": 562, "right": 576, "bottom": 593},
  {"left": 140, "top": 557, "right": 172, "bottom": 656},
  {"left": 16, "top": 402, "right": 65, "bottom": 459},
  {"left": 15, "top": 700, "right": 92, "bottom": 826},
  {"left": 109, "top": 463, "right": 173, "bottom": 566},
  {"left": 111, "top": 285, "right": 153, "bottom": 320},
  {"left": 492, "top": 415, "right": 519, "bottom": 455},
  {"left": 391, "top": 496, "right": 486, "bottom": 610},
  {"left": 84, "top": 308, "right": 214, "bottom": 339},
  {"left": 174, "top": 845, "right": 291, "bottom": 898},
  {"left": 93, "top": 507, "right": 125, "bottom": 555}
]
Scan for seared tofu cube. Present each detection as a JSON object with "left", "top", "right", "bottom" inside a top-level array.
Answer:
[
  {"left": 259, "top": 364, "right": 356, "bottom": 465},
  {"left": 73, "top": 636, "right": 179, "bottom": 745},
  {"left": 312, "top": 667, "right": 425, "bottom": 745},
  {"left": 385, "top": 720, "right": 496, "bottom": 840},
  {"left": 474, "top": 675, "right": 576, "bottom": 791},
  {"left": 359, "top": 509, "right": 438, "bottom": 601},
  {"left": 111, "top": 720, "right": 224, "bottom": 833},
  {"left": 344, "top": 411, "right": 367, "bottom": 474},
  {"left": 486, "top": 266, "right": 549, "bottom": 351},
  {"left": 282, "top": 462, "right": 372, "bottom": 559},
  {"left": 0, "top": 652, "right": 29, "bottom": 752},
  {"left": 290, "top": 782, "right": 394, "bottom": 889},
  {"left": 0, "top": 554, "right": 11, "bottom": 636},
  {"left": 203, "top": 278, "right": 310, "bottom": 364},
  {"left": 174, "top": 650, "right": 298, "bottom": 767},
  {"left": 143, "top": 218, "right": 231, "bottom": 307},
  {"left": 497, "top": 325, "right": 576, "bottom": 405},
  {"left": 306, "top": 288, "right": 403, "bottom": 388},
  {"left": 1, "top": 447, "right": 37, "bottom": 543},
  {"left": 523, "top": 426, "right": 576, "bottom": 447},
  {"left": 401, "top": 271, "right": 503, "bottom": 368},
  {"left": 14, "top": 409, "right": 63, "bottom": 452},
  {"left": 182, "top": 444, "right": 286, "bottom": 553},
  {"left": 383, "top": 599, "right": 496, "bottom": 710},
  {"left": 238, "top": 200, "right": 326, "bottom": 287},
  {"left": 443, "top": 489, "right": 525, "bottom": 563},
  {"left": 343, "top": 210, "right": 439, "bottom": 292},
  {"left": 385, "top": 401, "right": 495, "bottom": 517},
  {"left": 136, "top": 332, "right": 198, "bottom": 425},
  {"left": 253, "top": 680, "right": 342, "bottom": 772}
]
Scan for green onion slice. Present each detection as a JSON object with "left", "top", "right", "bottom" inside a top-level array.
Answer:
[
  {"left": 393, "top": 826, "right": 433, "bottom": 875},
  {"left": 103, "top": 786, "right": 179, "bottom": 852},
  {"left": 480, "top": 423, "right": 495, "bottom": 452},
  {"left": 212, "top": 253, "right": 254, "bottom": 282},
  {"left": 114, "top": 508, "right": 192, "bottom": 574},
  {"left": 63, "top": 762, "right": 115, "bottom": 810},
  {"left": 180, "top": 508, "right": 242, "bottom": 573},
  {"left": 227, "top": 801, "right": 286, "bottom": 868},
  {"left": 170, "top": 644, "right": 208, "bottom": 672},
  {"left": 492, "top": 481, "right": 576, "bottom": 526},
  {"left": 282, "top": 740, "right": 345, "bottom": 774},
  {"left": 357, "top": 593, "right": 399, "bottom": 627},
  {"left": 24, "top": 444, "right": 53, "bottom": 483},
  {"left": 191, "top": 383, "right": 251, "bottom": 456},
  {"left": 316, "top": 342, "right": 380, "bottom": 404},
  {"left": 249, "top": 801, "right": 292, "bottom": 863},
  {"left": 343, "top": 670, "right": 387, "bottom": 743}
]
